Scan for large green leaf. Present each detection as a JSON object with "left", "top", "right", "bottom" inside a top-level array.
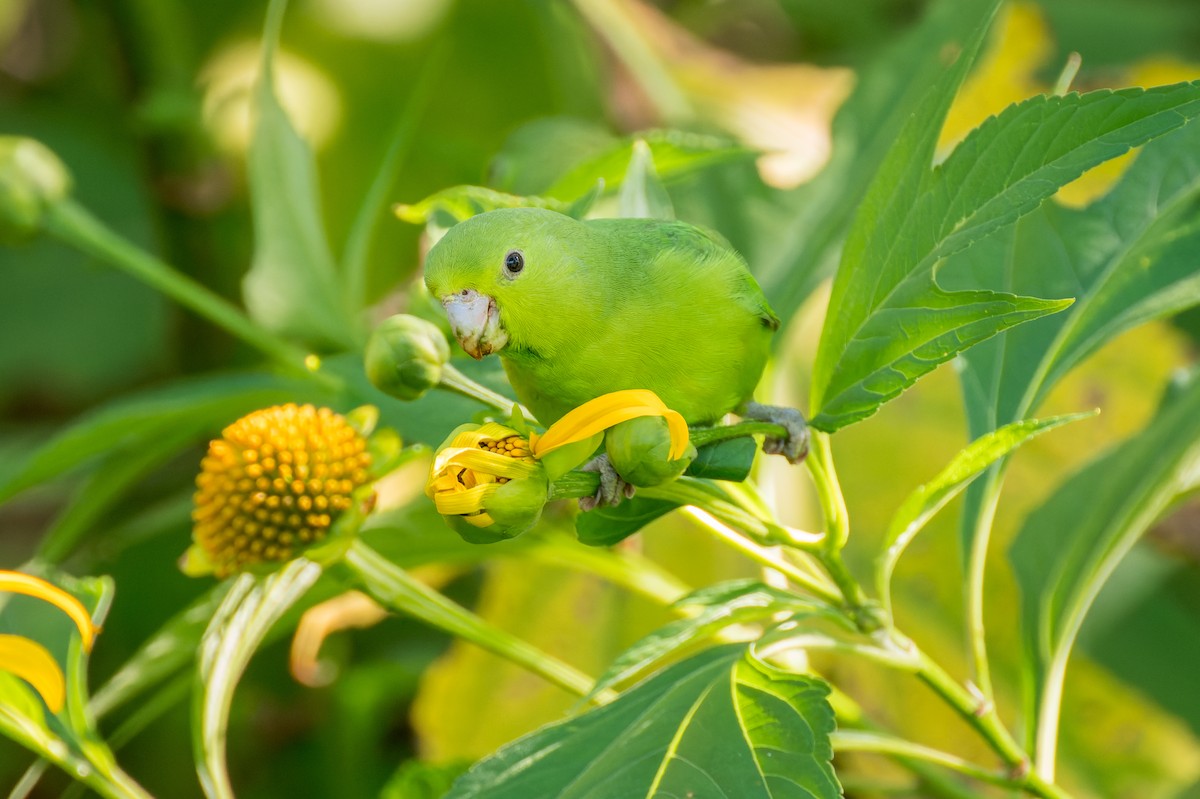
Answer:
[
  {"left": 876, "top": 413, "right": 1093, "bottom": 619},
  {"left": 194, "top": 560, "right": 323, "bottom": 799},
  {"left": 811, "top": 67, "right": 1200, "bottom": 431},
  {"left": 241, "top": 0, "right": 353, "bottom": 350},
  {"left": 957, "top": 116, "right": 1200, "bottom": 440},
  {"left": 447, "top": 645, "right": 840, "bottom": 799},
  {"left": 588, "top": 580, "right": 833, "bottom": 698},
  {"left": 756, "top": 0, "right": 1002, "bottom": 322},
  {"left": 1010, "top": 375, "right": 1200, "bottom": 763}
]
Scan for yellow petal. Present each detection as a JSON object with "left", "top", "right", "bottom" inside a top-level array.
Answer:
[
  {"left": 434, "top": 483, "right": 500, "bottom": 516},
  {"left": 427, "top": 449, "right": 540, "bottom": 499},
  {"left": 449, "top": 422, "right": 522, "bottom": 449},
  {"left": 530, "top": 390, "right": 690, "bottom": 461},
  {"left": 461, "top": 512, "right": 494, "bottom": 528},
  {"left": 0, "top": 634, "right": 66, "bottom": 714},
  {"left": 0, "top": 571, "right": 97, "bottom": 652}
]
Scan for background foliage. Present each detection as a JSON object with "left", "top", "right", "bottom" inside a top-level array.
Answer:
[{"left": 1, "top": 0, "right": 1200, "bottom": 797}]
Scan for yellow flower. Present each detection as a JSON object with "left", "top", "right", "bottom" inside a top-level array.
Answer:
[
  {"left": 426, "top": 390, "right": 690, "bottom": 541},
  {"left": 0, "top": 570, "right": 98, "bottom": 714},
  {"left": 187, "top": 404, "right": 372, "bottom": 578}
]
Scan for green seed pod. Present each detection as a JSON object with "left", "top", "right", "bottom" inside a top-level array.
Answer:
[
  {"left": 365, "top": 314, "right": 451, "bottom": 401},
  {"left": 606, "top": 416, "right": 696, "bottom": 488},
  {"left": 0, "top": 137, "right": 72, "bottom": 244}
]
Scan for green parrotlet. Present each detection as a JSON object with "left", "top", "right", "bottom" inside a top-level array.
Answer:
[{"left": 423, "top": 208, "right": 806, "bottom": 507}]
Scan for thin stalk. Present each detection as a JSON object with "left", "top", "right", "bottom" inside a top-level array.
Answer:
[
  {"left": 913, "top": 651, "right": 1071, "bottom": 799},
  {"left": 689, "top": 420, "right": 788, "bottom": 448},
  {"left": 807, "top": 431, "right": 849, "bottom": 550},
  {"left": 42, "top": 200, "right": 332, "bottom": 386},
  {"left": 832, "top": 731, "right": 1025, "bottom": 790},
  {"left": 439, "top": 363, "right": 534, "bottom": 420},
  {"left": 679, "top": 507, "right": 842, "bottom": 606},
  {"left": 524, "top": 538, "right": 691, "bottom": 607},
  {"left": 965, "top": 470, "right": 1003, "bottom": 702},
  {"left": 343, "top": 539, "right": 610, "bottom": 702}
]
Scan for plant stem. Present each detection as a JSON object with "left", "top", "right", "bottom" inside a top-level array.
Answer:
[
  {"left": 689, "top": 420, "right": 788, "bottom": 448},
  {"left": 965, "top": 470, "right": 1003, "bottom": 702},
  {"left": 807, "top": 431, "right": 849, "bottom": 550},
  {"left": 342, "top": 539, "right": 610, "bottom": 702},
  {"left": 912, "top": 651, "right": 1070, "bottom": 799},
  {"left": 439, "top": 363, "right": 535, "bottom": 420},
  {"left": 832, "top": 731, "right": 1024, "bottom": 790},
  {"left": 42, "top": 200, "right": 332, "bottom": 386}
]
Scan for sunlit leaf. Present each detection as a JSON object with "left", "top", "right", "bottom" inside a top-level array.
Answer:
[
  {"left": 242, "top": 0, "right": 354, "bottom": 349},
  {"left": 447, "top": 645, "right": 840, "bottom": 799},
  {"left": 544, "top": 129, "right": 753, "bottom": 202},
  {"left": 617, "top": 139, "right": 674, "bottom": 220},
  {"left": 576, "top": 496, "right": 678, "bottom": 547},
  {"left": 588, "top": 580, "right": 833, "bottom": 698},
  {"left": 813, "top": 76, "right": 1200, "bottom": 431},
  {"left": 394, "top": 186, "right": 570, "bottom": 227},
  {"left": 1011, "top": 376, "right": 1200, "bottom": 758},
  {"left": 195, "top": 560, "right": 322, "bottom": 799},
  {"left": 876, "top": 412, "right": 1094, "bottom": 618}
]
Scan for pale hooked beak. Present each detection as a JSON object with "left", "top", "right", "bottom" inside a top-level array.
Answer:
[{"left": 441, "top": 289, "right": 508, "bottom": 359}]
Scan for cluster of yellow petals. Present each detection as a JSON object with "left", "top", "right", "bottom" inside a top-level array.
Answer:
[
  {"left": 192, "top": 404, "right": 371, "bottom": 577},
  {"left": 426, "top": 390, "right": 690, "bottom": 527},
  {"left": 426, "top": 422, "right": 540, "bottom": 528},
  {"left": 0, "top": 570, "right": 98, "bottom": 714}
]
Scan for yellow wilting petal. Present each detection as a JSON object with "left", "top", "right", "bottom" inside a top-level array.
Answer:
[
  {"left": 0, "top": 571, "right": 96, "bottom": 652},
  {"left": 433, "top": 483, "right": 500, "bottom": 516},
  {"left": 530, "top": 390, "right": 690, "bottom": 461},
  {"left": 0, "top": 634, "right": 66, "bottom": 713}
]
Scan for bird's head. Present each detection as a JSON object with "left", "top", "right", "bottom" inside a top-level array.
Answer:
[{"left": 424, "top": 208, "right": 587, "bottom": 359}]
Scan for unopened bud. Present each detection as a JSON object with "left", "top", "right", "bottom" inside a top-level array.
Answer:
[
  {"left": 0, "top": 137, "right": 71, "bottom": 244},
  {"left": 606, "top": 416, "right": 696, "bottom": 487},
  {"left": 365, "top": 314, "right": 450, "bottom": 401}
]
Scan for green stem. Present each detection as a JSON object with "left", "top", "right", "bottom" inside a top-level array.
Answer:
[
  {"left": 913, "top": 651, "right": 1071, "bottom": 799},
  {"left": 343, "top": 539, "right": 609, "bottom": 702},
  {"left": 439, "top": 363, "right": 535, "bottom": 420},
  {"left": 965, "top": 470, "right": 1003, "bottom": 702},
  {"left": 807, "top": 431, "right": 849, "bottom": 550},
  {"left": 832, "top": 731, "right": 1025, "bottom": 790},
  {"left": 524, "top": 538, "right": 691, "bottom": 608},
  {"left": 689, "top": 421, "right": 788, "bottom": 448},
  {"left": 42, "top": 200, "right": 331, "bottom": 385}
]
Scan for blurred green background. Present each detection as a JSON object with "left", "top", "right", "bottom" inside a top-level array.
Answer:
[{"left": 2, "top": 0, "right": 1199, "bottom": 796}]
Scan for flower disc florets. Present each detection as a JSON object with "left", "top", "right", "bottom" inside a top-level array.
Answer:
[{"left": 191, "top": 404, "right": 371, "bottom": 577}]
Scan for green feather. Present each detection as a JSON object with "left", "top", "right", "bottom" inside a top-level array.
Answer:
[{"left": 424, "top": 208, "right": 776, "bottom": 425}]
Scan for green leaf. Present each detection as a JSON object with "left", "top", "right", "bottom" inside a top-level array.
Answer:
[
  {"left": 195, "top": 560, "right": 322, "bottom": 799},
  {"left": 394, "top": 186, "right": 571, "bottom": 227},
  {"left": 381, "top": 760, "right": 471, "bottom": 799},
  {"left": 685, "top": 437, "right": 757, "bottom": 482},
  {"left": 446, "top": 646, "right": 840, "bottom": 799},
  {"left": 576, "top": 496, "right": 678, "bottom": 547},
  {"left": 757, "top": 0, "right": 1002, "bottom": 322},
  {"left": 0, "top": 371, "right": 317, "bottom": 506},
  {"left": 544, "top": 129, "right": 753, "bottom": 202},
  {"left": 588, "top": 580, "right": 830, "bottom": 698},
  {"left": 811, "top": 66, "right": 1200, "bottom": 430},
  {"left": 617, "top": 139, "right": 674, "bottom": 220},
  {"left": 876, "top": 412, "right": 1094, "bottom": 618},
  {"left": 242, "top": 0, "right": 353, "bottom": 350},
  {"left": 1011, "top": 375, "right": 1200, "bottom": 761}
]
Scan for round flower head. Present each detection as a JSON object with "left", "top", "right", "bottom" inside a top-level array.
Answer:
[{"left": 189, "top": 404, "right": 371, "bottom": 577}]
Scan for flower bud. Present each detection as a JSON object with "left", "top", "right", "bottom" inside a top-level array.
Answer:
[
  {"left": 365, "top": 314, "right": 451, "bottom": 401},
  {"left": 186, "top": 404, "right": 372, "bottom": 578},
  {"left": 605, "top": 415, "right": 696, "bottom": 487},
  {"left": 427, "top": 423, "right": 548, "bottom": 543},
  {"left": 0, "top": 137, "right": 71, "bottom": 244}
]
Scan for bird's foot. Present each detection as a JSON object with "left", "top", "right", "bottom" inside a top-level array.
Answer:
[
  {"left": 578, "top": 454, "right": 636, "bottom": 512},
  {"left": 742, "top": 402, "right": 809, "bottom": 464}
]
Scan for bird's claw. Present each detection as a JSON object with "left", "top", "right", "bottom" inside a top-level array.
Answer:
[
  {"left": 743, "top": 402, "right": 809, "bottom": 464},
  {"left": 578, "top": 454, "right": 635, "bottom": 511}
]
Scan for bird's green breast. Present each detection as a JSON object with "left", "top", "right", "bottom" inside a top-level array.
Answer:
[{"left": 501, "top": 219, "right": 774, "bottom": 425}]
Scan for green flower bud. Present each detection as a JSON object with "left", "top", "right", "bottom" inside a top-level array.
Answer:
[
  {"left": 0, "top": 137, "right": 71, "bottom": 244},
  {"left": 445, "top": 468, "right": 549, "bottom": 544},
  {"left": 365, "top": 314, "right": 451, "bottom": 401},
  {"left": 606, "top": 416, "right": 696, "bottom": 487}
]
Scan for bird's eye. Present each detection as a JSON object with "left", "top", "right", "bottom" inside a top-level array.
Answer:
[{"left": 504, "top": 250, "right": 524, "bottom": 275}]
